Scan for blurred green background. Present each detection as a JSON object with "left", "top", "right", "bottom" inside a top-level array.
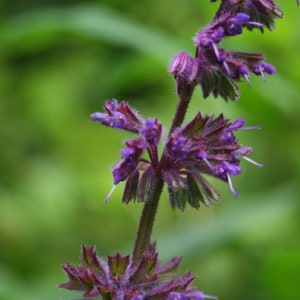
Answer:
[{"left": 0, "top": 1, "right": 299, "bottom": 299}]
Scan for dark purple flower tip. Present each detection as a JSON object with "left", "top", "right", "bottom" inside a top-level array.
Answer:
[
  {"left": 140, "top": 118, "right": 162, "bottom": 146},
  {"left": 197, "top": 150, "right": 207, "bottom": 159},
  {"left": 194, "top": 32, "right": 212, "bottom": 48},
  {"left": 112, "top": 159, "right": 136, "bottom": 185},
  {"left": 170, "top": 51, "right": 194, "bottom": 78},
  {"left": 221, "top": 128, "right": 236, "bottom": 143},
  {"left": 239, "top": 65, "right": 249, "bottom": 75},
  {"left": 226, "top": 21, "right": 243, "bottom": 35},
  {"left": 211, "top": 26, "right": 224, "bottom": 43},
  {"left": 214, "top": 162, "right": 241, "bottom": 197},
  {"left": 90, "top": 111, "right": 127, "bottom": 128},
  {"left": 238, "top": 65, "right": 251, "bottom": 85},
  {"left": 91, "top": 99, "right": 144, "bottom": 133},
  {"left": 167, "top": 291, "right": 217, "bottom": 300},
  {"left": 221, "top": 118, "right": 248, "bottom": 143},
  {"left": 112, "top": 138, "right": 147, "bottom": 185},
  {"left": 231, "top": 13, "right": 251, "bottom": 23},
  {"left": 189, "top": 291, "right": 217, "bottom": 300},
  {"left": 121, "top": 147, "right": 141, "bottom": 168},
  {"left": 223, "top": 162, "right": 242, "bottom": 176},
  {"left": 167, "top": 292, "right": 189, "bottom": 300},
  {"left": 230, "top": 118, "right": 245, "bottom": 130},
  {"left": 262, "top": 62, "right": 276, "bottom": 74},
  {"left": 90, "top": 112, "right": 108, "bottom": 122},
  {"left": 215, "top": 162, "right": 241, "bottom": 179},
  {"left": 121, "top": 146, "right": 136, "bottom": 159},
  {"left": 166, "top": 135, "right": 189, "bottom": 159},
  {"left": 226, "top": 13, "right": 264, "bottom": 36},
  {"left": 252, "top": 61, "right": 276, "bottom": 80}
]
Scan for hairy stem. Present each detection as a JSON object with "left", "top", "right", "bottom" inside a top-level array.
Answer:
[
  {"left": 169, "top": 87, "right": 194, "bottom": 134},
  {"left": 132, "top": 176, "right": 164, "bottom": 264},
  {"left": 132, "top": 85, "right": 194, "bottom": 264}
]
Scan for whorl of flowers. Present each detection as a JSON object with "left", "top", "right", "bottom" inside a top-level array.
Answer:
[
  {"left": 59, "top": 244, "right": 216, "bottom": 300},
  {"left": 171, "top": 3, "right": 281, "bottom": 102},
  {"left": 91, "top": 99, "right": 261, "bottom": 209}
]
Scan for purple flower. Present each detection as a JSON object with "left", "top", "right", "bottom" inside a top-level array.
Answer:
[
  {"left": 93, "top": 99, "right": 261, "bottom": 208},
  {"left": 167, "top": 291, "right": 217, "bottom": 300},
  {"left": 91, "top": 99, "right": 144, "bottom": 133},
  {"left": 163, "top": 113, "right": 261, "bottom": 208},
  {"left": 252, "top": 61, "right": 276, "bottom": 81},
  {"left": 194, "top": 12, "right": 263, "bottom": 48},
  {"left": 192, "top": 16, "right": 276, "bottom": 100},
  {"left": 169, "top": 6, "right": 279, "bottom": 102},
  {"left": 112, "top": 138, "right": 145, "bottom": 185},
  {"left": 166, "top": 135, "right": 189, "bottom": 159},
  {"left": 94, "top": 106, "right": 259, "bottom": 207},
  {"left": 226, "top": 13, "right": 263, "bottom": 35},
  {"left": 221, "top": 118, "right": 245, "bottom": 143},
  {"left": 140, "top": 118, "right": 162, "bottom": 146},
  {"left": 213, "top": 0, "right": 283, "bottom": 31}
]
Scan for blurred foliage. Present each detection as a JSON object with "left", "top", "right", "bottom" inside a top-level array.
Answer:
[{"left": 0, "top": 0, "right": 299, "bottom": 299}]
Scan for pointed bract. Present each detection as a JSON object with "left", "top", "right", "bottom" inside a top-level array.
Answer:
[{"left": 59, "top": 245, "right": 212, "bottom": 299}]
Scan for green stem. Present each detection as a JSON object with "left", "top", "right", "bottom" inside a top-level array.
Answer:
[
  {"left": 132, "top": 83, "right": 193, "bottom": 264},
  {"left": 169, "top": 85, "right": 194, "bottom": 135},
  {"left": 132, "top": 177, "right": 164, "bottom": 264}
]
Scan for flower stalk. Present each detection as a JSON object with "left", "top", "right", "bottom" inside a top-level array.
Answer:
[
  {"left": 132, "top": 176, "right": 164, "bottom": 265},
  {"left": 59, "top": 1, "right": 288, "bottom": 299}
]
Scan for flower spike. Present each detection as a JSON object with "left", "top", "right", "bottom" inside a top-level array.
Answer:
[{"left": 61, "top": 0, "right": 284, "bottom": 298}]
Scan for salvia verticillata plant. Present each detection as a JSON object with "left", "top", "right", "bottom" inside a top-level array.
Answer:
[{"left": 59, "top": 1, "right": 290, "bottom": 299}]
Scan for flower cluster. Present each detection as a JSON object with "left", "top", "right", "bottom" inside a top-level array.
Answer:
[
  {"left": 59, "top": 244, "right": 216, "bottom": 300},
  {"left": 164, "top": 114, "right": 262, "bottom": 208},
  {"left": 210, "top": 0, "right": 283, "bottom": 30},
  {"left": 170, "top": 1, "right": 282, "bottom": 101},
  {"left": 91, "top": 100, "right": 261, "bottom": 210}
]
